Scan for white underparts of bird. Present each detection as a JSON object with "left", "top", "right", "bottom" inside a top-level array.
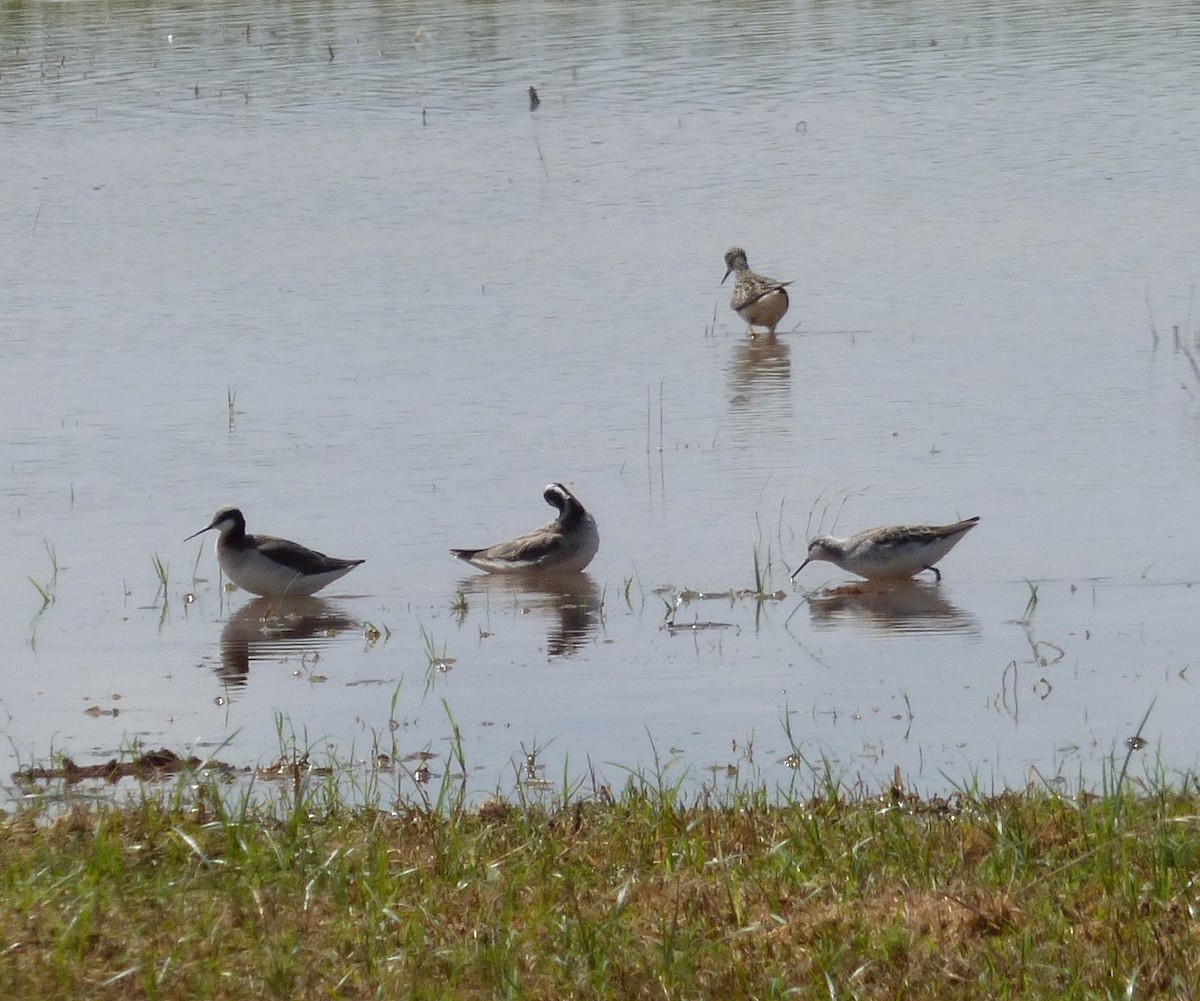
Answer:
[{"left": 450, "top": 483, "right": 599, "bottom": 574}]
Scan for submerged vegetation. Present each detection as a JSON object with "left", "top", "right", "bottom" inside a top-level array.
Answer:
[
  {"left": 3, "top": 748, "right": 1199, "bottom": 1000},
  {"left": 27, "top": 537, "right": 59, "bottom": 612}
]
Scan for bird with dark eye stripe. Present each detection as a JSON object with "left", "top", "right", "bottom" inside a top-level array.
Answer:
[{"left": 451, "top": 483, "right": 599, "bottom": 574}]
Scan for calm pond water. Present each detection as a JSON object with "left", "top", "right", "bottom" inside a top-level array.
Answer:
[{"left": 3, "top": 0, "right": 1200, "bottom": 802}]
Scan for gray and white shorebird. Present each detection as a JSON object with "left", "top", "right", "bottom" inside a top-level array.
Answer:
[
  {"left": 791, "top": 517, "right": 980, "bottom": 582},
  {"left": 185, "top": 506, "right": 364, "bottom": 598},
  {"left": 722, "top": 246, "right": 792, "bottom": 336},
  {"left": 450, "top": 482, "right": 599, "bottom": 574}
]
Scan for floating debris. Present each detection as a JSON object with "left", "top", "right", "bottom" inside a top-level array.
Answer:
[
  {"left": 256, "top": 753, "right": 331, "bottom": 781},
  {"left": 83, "top": 704, "right": 119, "bottom": 718},
  {"left": 664, "top": 619, "right": 737, "bottom": 634},
  {"left": 14, "top": 748, "right": 231, "bottom": 786}
]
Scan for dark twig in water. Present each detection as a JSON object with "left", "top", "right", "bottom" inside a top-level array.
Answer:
[
  {"left": 1113, "top": 696, "right": 1157, "bottom": 807},
  {"left": 1144, "top": 287, "right": 1159, "bottom": 348},
  {"left": 665, "top": 620, "right": 736, "bottom": 634},
  {"left": 1181, "top": 343, "right": 1200, "bottom": 383},
  {"left": 1189, "top": 281, "right": 1197, "bottom": 347},
  {"left": 534, "top": 138, "right": 549, "bottom": 179},
  {"left": 1137, "top": 288, "right": 1156, "bottom": 348}
]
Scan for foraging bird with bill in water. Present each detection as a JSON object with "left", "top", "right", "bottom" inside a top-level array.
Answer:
[
  {"left": 185, "top": 506, "right": 364, "bottom": 598},
  {"left": 792, "top": 517, "right": 980, "bottom": 582}
]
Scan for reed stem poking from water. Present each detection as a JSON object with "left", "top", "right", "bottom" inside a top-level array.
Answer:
[
  {"left": 152, "top": 553, "right": 169, "bottom": 607},
  {"left": 28, "top": 539, "right": 59, "bottom": 611}
]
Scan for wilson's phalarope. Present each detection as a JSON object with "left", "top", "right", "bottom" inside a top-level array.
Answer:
[
  {"left": 791, "top": 517, "right": 980, "bottom": 582},
  {"left": 450, "top": 483, "right": 599, "bottom": 574},
  {"left": 722, "top": 247, "right": 792, "bottom": 336},
  {"left": 185, "top": 506, "right": 364, "bottom": 598}
]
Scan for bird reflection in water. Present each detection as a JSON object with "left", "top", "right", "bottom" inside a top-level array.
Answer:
[
  {"left": 455, "top": 572, "right": 602, "bottom": 657},
  {"left": 727, "top": 334, "right": 791, "bottom": 420},
  {"left": 216, "top": 597, "right": 360, "bottom": 689},
  {"left": 804, "top": 580, "right": 979, "bottom": 635}
]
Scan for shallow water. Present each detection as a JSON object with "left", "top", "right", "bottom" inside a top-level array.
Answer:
[{"left": 4, "top": 0, "right": 1200, "bottom": 801}]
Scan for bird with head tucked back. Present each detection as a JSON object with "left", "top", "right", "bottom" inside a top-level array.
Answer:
[{"left": 451, "top": 483, "right": 599, "bottom": 574}]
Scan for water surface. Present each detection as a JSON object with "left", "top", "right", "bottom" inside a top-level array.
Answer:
[{"left": 3, "top": 0, "right": 1200, "bottom": 800}]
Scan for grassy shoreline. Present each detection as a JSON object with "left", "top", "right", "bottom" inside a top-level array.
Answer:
[{"left": 3, "top": 752, "right": 1199, "bottom": 999}]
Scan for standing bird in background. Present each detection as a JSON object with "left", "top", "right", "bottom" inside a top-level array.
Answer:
[{"left": 722, "top": 246, "right": 792, "bottom": 337}]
